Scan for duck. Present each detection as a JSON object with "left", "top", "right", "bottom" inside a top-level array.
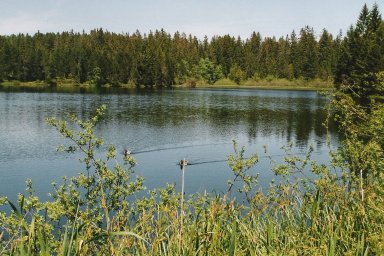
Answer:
[{"left": 123, "top": 149, "right": 131, "bottom": 157}]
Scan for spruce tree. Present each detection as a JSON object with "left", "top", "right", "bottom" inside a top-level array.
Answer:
[{"left": 334, "top": 4, "right": 384, "bottom": 107}]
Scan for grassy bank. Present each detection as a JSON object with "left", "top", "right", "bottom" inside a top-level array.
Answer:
[
  {"left": 0, "top": 79, "right": 90, "bottom": 89},
  {"left": 177, "top": 77, "right": 333, "bottom": 90},
  {"left": 206, "top": 77, "right": 332, "bottom": 90},
  {"left": 242, "top": 77, "right": 333, "bottom": 90},
  {"left": 1, "top": 80, "right": 48, "bottom": 88},
  {"left": 0, "top": 78, "right": 138, "bottom": 89},
  {"left": 1, "top": 77, "right": 333, "bottom": 91}
]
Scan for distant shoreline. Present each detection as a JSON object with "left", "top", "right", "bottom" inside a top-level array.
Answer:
[{"left": 0, "top": 78, "right": 333, "bottom": 92}]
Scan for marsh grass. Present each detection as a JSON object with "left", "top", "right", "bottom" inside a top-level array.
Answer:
[
  {"left": 0, "top": 80, "right": 46, "bottom": 88},
  {"left": 242, "top": 77, "right": 333, "bottom": 89},
  {"left": 213, "top": 78, "right": 238, "bottom": 86},
  {"left": 0, "top": 105, "right": 383, "bottom": 255},
  {"left": 191, "top": 77, "right": 332, "bottom": 90}
]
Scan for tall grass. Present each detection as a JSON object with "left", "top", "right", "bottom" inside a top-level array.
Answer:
[{"left": 242, "top": 77, "right": 333, "bottom": 89}]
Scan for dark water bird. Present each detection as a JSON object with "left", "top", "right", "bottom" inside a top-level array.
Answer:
[
  {"left": 123, "top": 149, "right": 131, "bottom": 157},
  {"left": 179, "top": 159, "right": 189, "bottom": 169}
]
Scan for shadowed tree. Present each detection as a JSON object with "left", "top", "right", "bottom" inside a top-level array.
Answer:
[{"left": 334, "top": 3, "right": 384, "bottom": 106}]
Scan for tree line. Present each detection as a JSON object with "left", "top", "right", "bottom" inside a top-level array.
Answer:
[
  {"left": 0, "top": 26, "right": 342, "bottom": 87},
  {"left": 0, "top": 4, "right": 383, "bottom": 90},
  {"left": 334, "top": 3, "right": 384, "bottom": 107}
]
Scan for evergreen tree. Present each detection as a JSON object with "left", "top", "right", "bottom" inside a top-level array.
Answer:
[
  {"left": 289, "top": 30, "right": 300, "bottom": 78},
  {"left": 0, "top": 36, "right": 7, "bottom": 81},
  {"left": 258, "top": 37, "right": 279, "bottom": 78},
  {"left": 277, "top": 36, "right": 293, "bottom": 79},
  {"left": 334, "top": 4, "right": 384, "bottom": 106},
  {"left": 0, "top": 22, "right": 351, "bottom": 87},
  {"left": 318, "top": 29, "right": 336, "bottom": 80},
  {"left": 296, "top": 26, "right": 319, "bottom": 80},
  {"left": 244, "top": 32, "right": 261, "bottom": 78}
]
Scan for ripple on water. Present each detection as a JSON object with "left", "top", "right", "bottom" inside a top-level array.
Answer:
[{"left": 0, "top": 89, "right": 338, "bottom": 199}]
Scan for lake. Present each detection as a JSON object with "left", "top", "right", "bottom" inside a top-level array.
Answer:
[{"left": 0, "top": 87, "right": 338, "bottom": 202}]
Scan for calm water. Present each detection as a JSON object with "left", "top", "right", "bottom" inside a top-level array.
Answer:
[{"left": 0, "top": 87, "right": 338, "bottom": 201}]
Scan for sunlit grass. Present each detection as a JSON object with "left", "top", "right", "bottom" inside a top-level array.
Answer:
[
  {"left": 1, "top": 77, "right": 333, "bottom": 90},
  {"left": 242, "top": 77, "right": 333, "bottom": 89}
]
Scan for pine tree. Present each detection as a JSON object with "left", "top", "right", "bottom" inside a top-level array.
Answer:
[
  {"left": 318, "top": 29, "right": 335, "bottom": 80},
  {"left": 296, "top": 26, "right": 319, "bottom": 80},
  {"left": 244, "top": 32, "right": 261, "bottom": 78},
  {"left": 334, "top": 4, "right": 384, "bottom": 106}
]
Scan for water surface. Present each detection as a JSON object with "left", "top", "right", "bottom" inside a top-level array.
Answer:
[{"left": 0, "top": 87, "right": 338, "bottom": 201}]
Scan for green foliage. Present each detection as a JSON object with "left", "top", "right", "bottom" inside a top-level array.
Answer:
[
  {"left": 332, "top": 90, "right": 384, "bottom": 179},
  {"left": 0, "top": 25, "right": 344, "bottom": 88},
  {"left": 227, "top": 140, "right": 258, "bottom": 202},
  {"left": 295, "top": 26, "right": 319, "bottom": 80},
  {"left": 318, "top": 29, "right": 339, "bottom": 80},
  {"left": 1, "top": 105, "right": 145, "bottom": 255},
  {"left": 89, "top": 66, "right": 103, "bottom": 87},
  {"left": 194, "top": 58, "right": 223, "bottom": 85},
  {"left": 329, "top": 4, "right": 384, "bottom": 254},
  {"left": 228, "top": 64, "right": 244, "bottom": 85},
  {"left": 244, "top": 32, "right": 262, "bottom": 78},
  {"left": 332, "top": 4, "right": 384, "bottom": 182},
  {"left": 334, "top": 3, "right": 384, "bottom": 106}
]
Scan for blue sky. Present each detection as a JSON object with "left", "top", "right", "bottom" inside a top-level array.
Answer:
[{"left": 0, "top": 1, "right": 381, "bottom": 39}]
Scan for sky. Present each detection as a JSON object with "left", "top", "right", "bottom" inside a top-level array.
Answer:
[{"left": 0, "top": 0, "right": 382, "bottom": 39}]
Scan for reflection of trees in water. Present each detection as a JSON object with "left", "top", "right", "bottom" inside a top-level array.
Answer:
[
  {"left": 101, "top": 95, "right": 336, "bottom": 148},
  {"left": 245, "top": 107, "right": 335, "bottom": 148},
  {"left": 9, "top": 88, "right": 336, "bottom": 149}
]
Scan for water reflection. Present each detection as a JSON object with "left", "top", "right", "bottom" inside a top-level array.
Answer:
[
  {"left": 93, "top": 88, "right": 335, "bottom": 149},
  {"left": 0, "top": 87, "right": 338, "bottom": 200}
]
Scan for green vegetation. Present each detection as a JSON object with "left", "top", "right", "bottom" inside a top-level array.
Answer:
[
  {"left": 0, "top": 3, "right": 384, "bottom": 255},
  {"left": 0, "top": 78, "right": 138, "bottom": 89},
  {"left": 230, "top": 77, "right": 332, "bottom": 89},
  {"left": 1, "top": 77, "right": 333, "bottom": 91},
  {"left": 186, "top": 77, "right": 332, "bottom": 90},
  {"left": 0, "top": 99, "right": 383, "bottom": 255},
  {"left": 0, "top": 24, "right": 341, "bottom": 88},
  {"left": 333, "top": 3, "right": 384, "bottom": 184}
]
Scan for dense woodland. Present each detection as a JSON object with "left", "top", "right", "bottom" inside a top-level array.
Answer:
[
  {"left": 1, "top": 5, "right": 383, "bottom": 89},
  {"left": 0, "top": 24, "right": 342, "bottom": 87}
]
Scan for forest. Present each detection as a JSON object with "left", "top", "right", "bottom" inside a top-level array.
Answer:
[{"left": 0, "top": 24, "right": 341, "bottom": 87}]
